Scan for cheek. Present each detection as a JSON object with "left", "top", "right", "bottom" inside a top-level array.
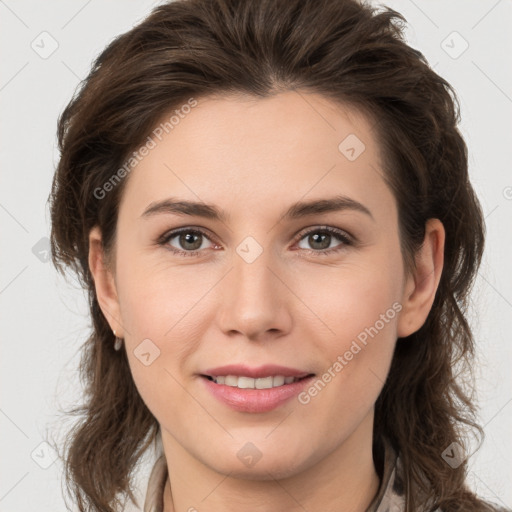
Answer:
[
  {"left": 293, "top": 256, "right": 401, "bottom": 405},
  {"left": 295, "top": 254, "right": 402, "bottom": 343},
  {"left": 115, "top": 255, "right": 217, "bottom": 338},
  {"left": 117, "top": 267, "right": 203, "bottom": 421},
  {"left": 115, "top": 261, "right": 215, "bottom": 412}
]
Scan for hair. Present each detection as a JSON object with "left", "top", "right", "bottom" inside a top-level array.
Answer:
[{"left": 48, "top": 0, "right": 496, "bottom": 511}]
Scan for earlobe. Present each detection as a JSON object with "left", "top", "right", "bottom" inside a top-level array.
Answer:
[
  {"left": 88, "top": 226, "right": 124, "bottom": 337},
  {"left": 396, "top": 218, "right": 445, "bottom": 338}
]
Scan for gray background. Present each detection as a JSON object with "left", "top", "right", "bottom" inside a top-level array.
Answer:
[{"left": 1, "top": 0, "right": 511, "bottom": 510}]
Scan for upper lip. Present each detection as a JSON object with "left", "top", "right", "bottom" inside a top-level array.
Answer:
[{"left": 201, "top": 364, "right": 314, "bottom": 379}]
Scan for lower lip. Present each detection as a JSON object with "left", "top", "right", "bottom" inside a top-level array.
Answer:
[{"left": 200, "top": 375, "right": 315, "bottom": 413}]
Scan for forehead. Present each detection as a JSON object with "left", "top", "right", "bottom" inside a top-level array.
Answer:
[{"left": 119, "top": 91, "right": 394, "bottom": 224}]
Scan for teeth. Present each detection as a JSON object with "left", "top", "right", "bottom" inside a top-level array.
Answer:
[
  {"left": 225, "top": 375, "right": 238, "bottom": 386},
  {"left": 255, "top": 376, "right": 273, "bottom": 389},
  {"left": 211, "top": 375, "right": 302, "bottom": 389},
  {"left": 272, "top": 375, "right": 285, "bottom": 387}
]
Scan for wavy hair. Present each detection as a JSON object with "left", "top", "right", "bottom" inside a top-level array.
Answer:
[{"left": 49, "top": 0, "right": 493, "bottom": 510}]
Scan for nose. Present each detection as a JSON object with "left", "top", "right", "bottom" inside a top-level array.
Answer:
[{"left": 216, "top": 246, "right": 293, "bottom": 342}]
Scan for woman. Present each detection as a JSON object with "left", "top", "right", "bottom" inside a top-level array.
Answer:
[{"left": 48, "top": 0, "right": 509, "bottom": 510}]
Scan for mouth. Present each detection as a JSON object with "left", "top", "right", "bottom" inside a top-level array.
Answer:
[
  {"left": 200, "top": 373, "right": 315, "bottom": 389},
  {"left": 198, "top": 364, "right": 316, "bottom": 412},
  {"left": 200, "top": 370, "right": 317, "bottom": 413}
]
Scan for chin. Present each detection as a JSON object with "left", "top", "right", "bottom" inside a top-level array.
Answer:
[{"left": 204, "top": 450, "right": 312, "bottom": 481}]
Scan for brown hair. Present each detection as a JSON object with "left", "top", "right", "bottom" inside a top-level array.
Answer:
[{"left": 48, "top": 0, "right": 496, "bottom": 510}]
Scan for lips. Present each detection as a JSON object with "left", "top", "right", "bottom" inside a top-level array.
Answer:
[
  {"left": 199, "top": 364, "right": 316, "bottom": 413},
  {"left": 201, "top": 364, "right": 312, "bottom": 379}
]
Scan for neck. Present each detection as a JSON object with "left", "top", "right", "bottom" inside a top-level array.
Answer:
[{"left": 162, "top": 413, "right": 380, "bottom": 512}]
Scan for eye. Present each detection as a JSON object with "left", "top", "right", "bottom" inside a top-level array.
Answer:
[
  {"left": 295, "top": 226, "right": 353, "bottom": 255},
  {"left": 157, "top": 225, "right": 353, "bottom": 257},
  {"left": 159, "top": 228, "right": 217, "bottom": 257}
]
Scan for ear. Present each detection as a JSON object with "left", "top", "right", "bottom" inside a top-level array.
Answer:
[
  {"left": 397, "top": 218, "right": 445, "bottom": 338},
  {"left": 88, "top": 226, "right": 124, "bottom": 337}
]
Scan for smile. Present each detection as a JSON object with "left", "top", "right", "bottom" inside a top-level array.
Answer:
[{"left": 204, "top": 374, "right": 311, "bottom": 389}]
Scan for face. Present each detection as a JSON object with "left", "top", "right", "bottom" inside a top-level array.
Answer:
[{"left": 90, "top": 91, "right": 442, "bottom": 480}]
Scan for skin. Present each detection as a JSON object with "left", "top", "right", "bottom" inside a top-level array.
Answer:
[{"left": 89, "top": 91, "right": 444, "bottom": 512}]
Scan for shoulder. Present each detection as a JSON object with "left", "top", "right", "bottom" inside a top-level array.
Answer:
[{"left": 372, "top": 441, "right": 511, "bottom": 512}]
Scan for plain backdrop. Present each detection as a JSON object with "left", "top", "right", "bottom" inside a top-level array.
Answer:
[{"left": 1, "top": 0, "right": 511, "bottom": 510}]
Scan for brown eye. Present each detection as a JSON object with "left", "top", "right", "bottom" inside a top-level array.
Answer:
[
  {"left": 176, "top": 232, "right": 203, "bottom": 251},
  {"left": 160, "top": 228, "right": 215, "bottom": 256},
  {"left": 296, "top": 227, "right": 352, "bottom": 254}
]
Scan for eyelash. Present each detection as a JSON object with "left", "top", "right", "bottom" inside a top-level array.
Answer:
[{"left": 157, "top": 226, "right": 354, "bottom": 258}]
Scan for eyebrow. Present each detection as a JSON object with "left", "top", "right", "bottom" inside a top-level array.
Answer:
[{"left": 141, "top": 194, "right": 374, "bottom": 222}]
